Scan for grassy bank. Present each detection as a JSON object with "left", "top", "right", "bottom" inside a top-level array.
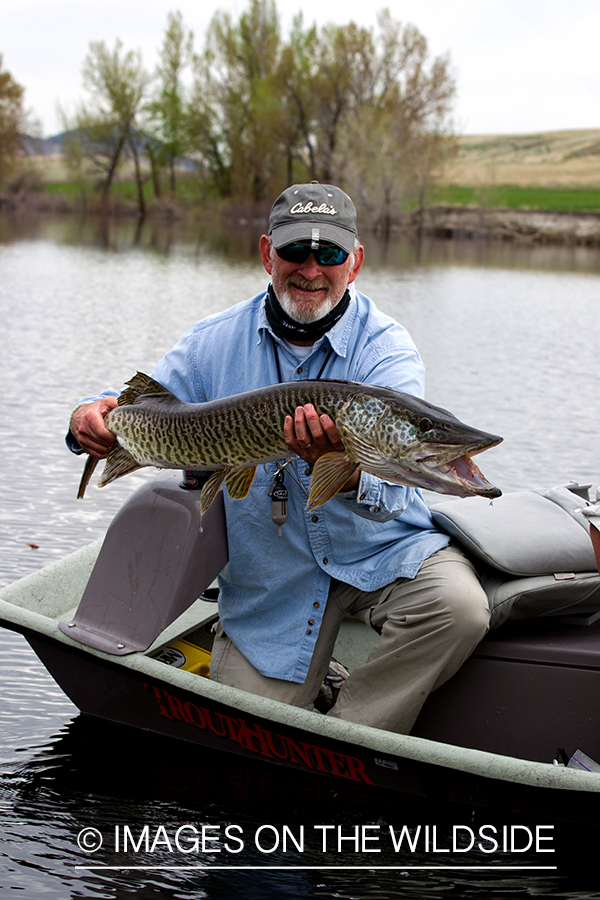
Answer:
[
  {"left": 39, "top": 180, "right": 600, "bottom": 216},
  {"left": 432, "top": 185, "right": 600, "bottom": 213}
]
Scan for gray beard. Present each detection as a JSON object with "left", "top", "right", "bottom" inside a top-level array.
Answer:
[{"left": 277, "top": 285, "right": 337, "bottom": 324}]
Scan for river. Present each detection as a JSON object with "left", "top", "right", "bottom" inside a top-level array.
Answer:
[{"left": 0, "top": 213, "right": 599, "bottom": 898}]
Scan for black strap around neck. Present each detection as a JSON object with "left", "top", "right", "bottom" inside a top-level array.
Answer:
[{"left": 265, "top": 284, "right": 350, "bottom": 343}]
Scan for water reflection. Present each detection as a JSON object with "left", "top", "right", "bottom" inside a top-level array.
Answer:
[
  {"left": 3, "top": 713, "right": 588, "bottom": 899},
  {"left": 2, "top": 211, "right": 600, "bottom": 274}
]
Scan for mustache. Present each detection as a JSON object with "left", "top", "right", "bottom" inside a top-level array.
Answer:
[{"left": 288, "top": 275, "right": 329, "bottom": 292}]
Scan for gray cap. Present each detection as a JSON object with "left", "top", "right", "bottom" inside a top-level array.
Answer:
[{"left": 268, "top": 182, "right": 357, "bottom": 253}]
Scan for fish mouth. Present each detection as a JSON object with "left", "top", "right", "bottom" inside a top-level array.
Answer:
[{"left": 410, "top": 439, "right": 502, "bottom": 498}]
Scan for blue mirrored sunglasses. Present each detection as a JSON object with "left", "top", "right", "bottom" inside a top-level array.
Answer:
[{"left": 276, "top": 242, "right": 349, "bottom": 266}]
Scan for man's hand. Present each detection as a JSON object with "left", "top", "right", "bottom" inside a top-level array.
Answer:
[
  {"left": 70, "top": 397, "right": 118, "bottom": 458},
  {"left": 284, "top": 404, "right": 360, "bottom": 491}
]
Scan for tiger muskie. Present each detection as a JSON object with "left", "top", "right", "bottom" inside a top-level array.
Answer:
[{"left": 77, "top": 372, "right": 502, "bottom": 511}]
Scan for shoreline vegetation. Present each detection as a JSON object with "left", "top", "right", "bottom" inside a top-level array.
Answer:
[
  {"left": 2, "top": 128, "right": 600, "bottom": 247},
  {"left": 2, "top": 4, "right": 598, "bottom": 247}
]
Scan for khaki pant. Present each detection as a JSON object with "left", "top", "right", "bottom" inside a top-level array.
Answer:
[{"left": 210, "top": 543, "right": 489, "bottom": 734}]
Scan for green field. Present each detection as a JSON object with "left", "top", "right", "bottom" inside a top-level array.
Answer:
[
  {"left": 42, "top": 180, "right": 600, "bottom": 215},
  {"left": 432, "top": 185, "right": 600, "bottom": 213}
]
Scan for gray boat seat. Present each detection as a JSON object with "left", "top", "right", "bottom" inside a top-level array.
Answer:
[
  {"left": 59, "top": 472, "right": 228, "bottom": 654},
  {"left": 430, "top": 484, "right": 600, "bottom": 628}
]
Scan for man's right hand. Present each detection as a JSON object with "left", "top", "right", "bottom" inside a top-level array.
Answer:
[{"left": 70, "top": 397, "right": 118, "bottom": 458}]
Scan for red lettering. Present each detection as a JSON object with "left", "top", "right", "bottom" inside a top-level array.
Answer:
[
  {"left": 203, "top": 709, "right": 228, "bottom": 737},
  {"left": 322, "top": 749, "right": 348, "bottom": 778},
  {"left": 304, "top": 744, "right": 330, "bottom": 774},
  {"left": 163, "top": 690, "right": 194, "bottom": 724},
  {"left": 264, "top": 730, "right": 290, "bottom": 761},
  {"left": 149, "top": 686, "right": 174, "bottom": 720},
  {"left": 183, "top": 702, "right": 207, "bottom": 730},
  {"left": 217, "top": 714, "right": 242, "bottom": 742},
  {"left": 345, "top": 755, "right": 374, "bottom": 785},
  {"left": 282, "top": 738, "right": 313, "bottom": 768},
  {"left": 237, "top": 720, "right": 275, "bottom": 758}
]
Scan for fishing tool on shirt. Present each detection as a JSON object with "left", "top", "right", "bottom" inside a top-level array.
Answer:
[{"left": 268, "top": 469, "right": 288, "bottom": 537}]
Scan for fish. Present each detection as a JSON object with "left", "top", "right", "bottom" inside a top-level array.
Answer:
[{"left": 77, "top": 372, "right": 502, "bottom": 512}]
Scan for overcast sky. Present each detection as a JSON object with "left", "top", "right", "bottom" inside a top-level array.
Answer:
[{"left": 3, "top": 0, "right": 599, "bottom": 138}]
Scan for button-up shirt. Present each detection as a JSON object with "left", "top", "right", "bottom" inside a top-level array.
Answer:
[{"left": 149, "top": 285, "right": 449, "bottom": 682}]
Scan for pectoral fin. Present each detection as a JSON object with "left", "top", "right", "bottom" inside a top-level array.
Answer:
[
  {"left": 225, "top": 466, "right": 257, "bottom": 500},
  {"left": 307, "top": 452, "right": 358, "bottom": 510},
  {"left": 200, "top": 468, "right": 230, "bottom": 514}
]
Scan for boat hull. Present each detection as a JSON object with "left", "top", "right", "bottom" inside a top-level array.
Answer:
[{"left": 13, "top": 623, "right": 600, "bottom": 826}]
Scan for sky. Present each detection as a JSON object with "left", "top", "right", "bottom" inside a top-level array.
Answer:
[{"left": 2, "top": 0, "right": 599, "bottom": 138}]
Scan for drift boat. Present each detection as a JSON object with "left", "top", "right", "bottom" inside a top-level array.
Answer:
[{"left": 1, "top": 472, "right": 600, "bottom": 824}]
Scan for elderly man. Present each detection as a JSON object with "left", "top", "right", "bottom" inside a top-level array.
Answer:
[{"left": 69, "top": 181, "right": 489, "bottom": 734}]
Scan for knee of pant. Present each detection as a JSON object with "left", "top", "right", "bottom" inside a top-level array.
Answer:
[{"left": 442, "top": 582, "right": 490, "bottom": 641}]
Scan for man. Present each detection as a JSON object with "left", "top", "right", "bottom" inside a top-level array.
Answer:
[{"left": 69, "top": 181, "right": 489, "bottom": 734}]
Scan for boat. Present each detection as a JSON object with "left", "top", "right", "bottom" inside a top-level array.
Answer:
[{"left": 1, "top": 470, "right": 600, "bottom": 825}]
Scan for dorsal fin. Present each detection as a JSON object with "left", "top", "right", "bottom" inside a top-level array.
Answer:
[{"left": 119, "top": 372, "right": 176, "bottom": 407}]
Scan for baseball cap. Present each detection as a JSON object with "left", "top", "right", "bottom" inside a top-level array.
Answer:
[{"left": 268, "top": 181, "right": 357, "bottom": 253}]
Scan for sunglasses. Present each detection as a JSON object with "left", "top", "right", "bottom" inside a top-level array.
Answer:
[{"left": 276, "top": 242, "right": 349, "bottom": 266}]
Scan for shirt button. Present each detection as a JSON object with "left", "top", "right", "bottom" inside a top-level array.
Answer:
[
  {"left": 297, "top": 366, "right": 303, "bottom": 374},
  {"left": 311, "top": 515, "right": 319, "bottom": 522},
  {"left": 308, "top": 618, "right": 315, "bottom": 625},
  {"left": 305, "top": 468, "right": 311, "bottom": 476},
  {"left": 360, "top": 493, "right": 366, "bottom": 500},
  {"left": 373, "top": 506, "right": 380, "bottom": 513},
  {"left": 313, "top": 602, "right": 320, "bottom": 609},
  {"left": 323, "top": 557, "right": 328, "bottom": 565},
  {"left": 306, "top": 629, "right": 312, "bottom": 635}
]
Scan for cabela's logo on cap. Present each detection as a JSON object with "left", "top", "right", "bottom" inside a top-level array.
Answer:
[{"left": 289, "top": 201, "right": 338, "bottom": 216}]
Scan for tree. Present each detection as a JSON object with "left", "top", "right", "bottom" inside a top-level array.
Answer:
[
  {"left": 73, "top": 40, "right": 149, "bottom": 212},
  {"left": 331, "top": 12, "right": 456, "bottom": 233},
  {"left": 0, "top": 56, "right": 25, "bottom": 191},
  {"left": 145, "top": 11, "right": 194, "bottom": 199},
  {"left": 191, "top": 0, "right": 288, "bottom": 202}
]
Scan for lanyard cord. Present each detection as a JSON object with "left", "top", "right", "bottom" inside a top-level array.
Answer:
[
  {"left": 269, "top": 336, "right": 334, "bottom": 498},
  {"left": 273, "top": 337, "right": 334, "bottom": 384}
]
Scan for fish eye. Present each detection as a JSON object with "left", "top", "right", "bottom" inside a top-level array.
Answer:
[{"left": 419, "top": 417, "right": 433, "bottom": 432}]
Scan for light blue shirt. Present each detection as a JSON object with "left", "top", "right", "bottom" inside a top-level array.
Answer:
[{"left": 148, "top": 286, "right": 450, "bottom": 682}]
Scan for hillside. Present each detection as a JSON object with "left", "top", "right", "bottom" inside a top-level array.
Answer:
[{"left": 445, "top": 129, "right": 600, "bottom": 188}]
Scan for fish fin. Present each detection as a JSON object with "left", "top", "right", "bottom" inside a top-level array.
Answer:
[
  {"left": 225, "top": 466, "right": 257, "bottom": 500},
  {"left": 335, "top": 396, "right": 389, "bottom": 467},
  {"left": 97, "top": 443, "right": 144, "bottom": 488},
  {"left": 338, "top": 419, "right": 415, "bottom": 483},
  {"left": 77, "top": 455, "right": 99, "bottom": 499},
  {"left": 200, "top": 469, "right": 230, "bottom": 514},
  {"left": 307, "top": 452, "right": 358, "bottom": 510},
  {"left": 119, "top": 372, "right": 176, "bottom": 406}
]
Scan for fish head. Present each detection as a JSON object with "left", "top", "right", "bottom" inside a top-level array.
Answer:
[{"left": 337, "top": 392, "right": 503, "bottom": 498}]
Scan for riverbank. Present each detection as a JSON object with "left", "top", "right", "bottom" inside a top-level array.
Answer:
[
  {"left": 413, "top": 206, "right": 600, "bottom": 246},
  {"left": 5, "top": 195, "right": 598, "bottom": 248},
  {"left": 4, "top": 124, "right": 600, "bottom": 247}
]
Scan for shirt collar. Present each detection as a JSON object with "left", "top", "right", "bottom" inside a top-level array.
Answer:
[{"left": 257, "top": 283, "right": 357, "bottom": 359}]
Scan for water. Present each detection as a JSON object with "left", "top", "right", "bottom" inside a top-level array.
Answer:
[{"left": 1, "top": 214, "right": 599, "bottom": 898}]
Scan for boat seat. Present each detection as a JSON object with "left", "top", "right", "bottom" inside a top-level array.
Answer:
[
  {"left": 59, "top": 472, "right": 228, "bottom": 654},
  {"left": 430, "top": 484, "right": 600, "bottom": 628}
]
